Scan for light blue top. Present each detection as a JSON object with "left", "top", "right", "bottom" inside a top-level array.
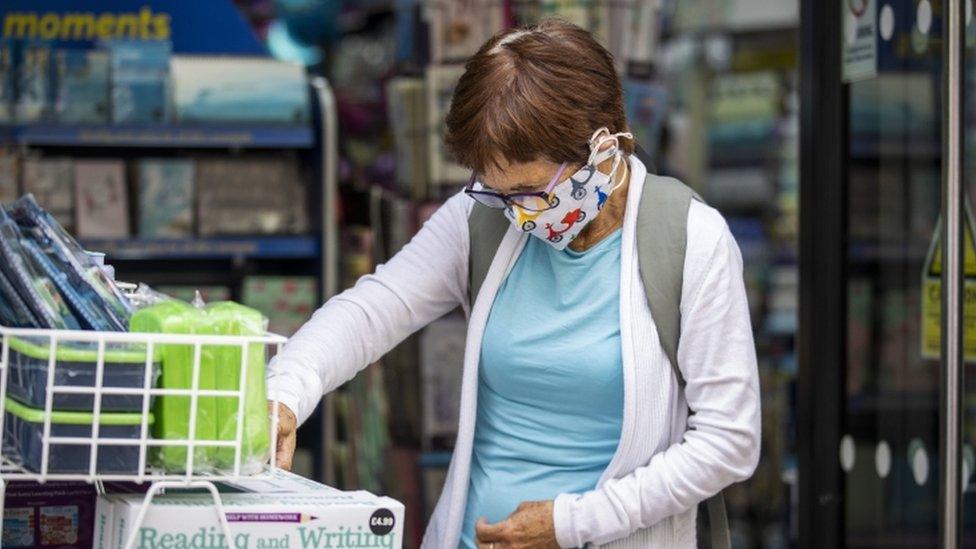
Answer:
[{"left": 460, "top": 229, "right": 624, "bottom": 548}]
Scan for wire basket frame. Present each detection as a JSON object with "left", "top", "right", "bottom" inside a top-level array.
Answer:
[{"left": 0, "top": 325, "right": 286, "bottom": 484}]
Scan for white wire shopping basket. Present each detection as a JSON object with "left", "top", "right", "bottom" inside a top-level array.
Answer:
[{"left": 0, "top": 324, "right": 288, "bottom": 548}]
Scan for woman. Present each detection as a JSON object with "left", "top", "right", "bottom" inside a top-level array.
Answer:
[{"left": 267, "top": 19, "right": 760, "bottom": 548}]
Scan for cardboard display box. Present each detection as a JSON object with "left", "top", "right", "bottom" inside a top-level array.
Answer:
[{"left": 94, "top": 470, "right": 404, "bottom": 549}]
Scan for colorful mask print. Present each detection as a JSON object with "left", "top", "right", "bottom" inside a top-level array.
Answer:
[{"left": 504, "top": 128, "right": 632, "bottom": 250}]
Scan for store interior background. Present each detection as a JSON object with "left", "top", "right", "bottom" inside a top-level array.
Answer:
[{"left": 0, "top": 0, "right": 801, "bottom": 547}]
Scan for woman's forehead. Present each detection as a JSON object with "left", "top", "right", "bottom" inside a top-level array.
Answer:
[{"left": 482, "top": 158, "right": 562, "bottom": 189}]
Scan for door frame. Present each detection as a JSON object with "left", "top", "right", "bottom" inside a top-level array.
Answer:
[{"left": 797, "top": 0, "right": 846, "bottom": 546}]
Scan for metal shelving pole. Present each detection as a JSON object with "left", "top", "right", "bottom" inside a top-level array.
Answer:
[{"left": 313, "top": 77, "right": 339, "bottom": 486}]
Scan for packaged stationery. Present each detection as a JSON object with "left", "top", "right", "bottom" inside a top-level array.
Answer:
[
  {"left": 0, "top": 207, "right": 79, "bottom": 330},
  {"left": 3, "top": 397, "right": 150, "bottom": 475},
  {"left": 74, "top": 160, "right": 129, "bottom": 239},
  {"left": 0, "top": 266, "right": 38, "bottom": 328},
  {"left": 129, "top": 300, "right": 217, "bottom": 472},
  {"left": 129, "top": 299, "right": 271, "bottom": 474},
  {"left": 205, "top": 301, "right": 270, "bottom": 472},
  {"left": 9, "top": 194, "right": 133, "bottom": 329},
  {"left": 55, "top": 49, "right": 110, "bottom": 124},
  {"left": 22, "top": 157, "right": 73, "bottom": 232},
  {"left": 136, "top": 159, "right": 194, "bottom": 238},
  {"left": 98, "top": 491, "right": 404, "bottom": 549},
  {"left": 5, "top": 334, "right": 159, "bottom": 412}
]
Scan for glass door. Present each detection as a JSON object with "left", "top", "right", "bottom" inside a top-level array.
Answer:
[
  {"left": 800, "top": 0, "right": 970, "bottom": 546},
  {"left": 842, "top": 0, "right": 942, "bottom": 544}
]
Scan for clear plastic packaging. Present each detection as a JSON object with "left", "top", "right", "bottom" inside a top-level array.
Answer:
[
  {"left": 0, "top": 207, "right": 80, "bottom": 329},
  {"left": 129, "top": 300, "right": 216, "bottom": 472},
  {"left": 129, "top": 300, "right": 270, "bottom": 474},
  {"left": 8, "top": 194, "right": 132, "bottom": 330},
  {"left": 0, "top": 268, "right": 37, "bottom": 328}
]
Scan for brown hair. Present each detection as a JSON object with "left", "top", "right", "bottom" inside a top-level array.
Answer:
[{"left": 444, "top": 18, "right": 632, "bottom": 176}]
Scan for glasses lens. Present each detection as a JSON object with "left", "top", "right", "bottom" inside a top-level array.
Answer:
[
  {"left": 467, "top": 190, "right": 508, "bottom": 209},
  {"left": 510, "top": 193, "right": 555, "bottom": 212}
]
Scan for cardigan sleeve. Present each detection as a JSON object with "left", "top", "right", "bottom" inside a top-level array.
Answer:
[
  {"left": 552, "top": 204, "right": 762, "bottom": 547},
  {"left": 266, "top": 191, "right": 473, "bottom": 425}
]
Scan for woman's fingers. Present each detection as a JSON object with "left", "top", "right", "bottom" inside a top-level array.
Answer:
[
  {"left": 269, "top": 401, "right": 298, "bottom": 470},
  {"left": 475, "top": 517, "right": 509, "bottom": 543}
]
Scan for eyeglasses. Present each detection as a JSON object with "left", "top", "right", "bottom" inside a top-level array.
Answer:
[{"left": 463, "top": 162, "right": 568, "bottom": 212}]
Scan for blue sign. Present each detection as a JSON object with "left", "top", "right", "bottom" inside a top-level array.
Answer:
[{"left": 0, "top": 0, "right": 266, "bottom": 55}]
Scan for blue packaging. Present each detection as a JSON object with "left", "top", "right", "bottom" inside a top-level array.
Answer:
[
  {"left": 55, "top": 49, "right": 110, "bottom": 124},
  {"left": 5, "top": 336, "right": 160, "bottom": 412},
  {"left": 4, "top": 397, "right": 150, "bottom": 474},
  {"left": 9, "top": 194, "right": 132, "bottom": 329},
  {"left": 0, "top": 207, "right": 79, "bottom": 330},
  {"left": 170, "top": 56, "right": 309, "bottom": 124},
  {"left": 14, "top": 40, "right": 53, "bottom": 123},
  {"left": 0, "top": 40, "right": 14, "bottom": 123},
  {"left": 0, "top": 267, "right": 37, "bottom": 328},
  {"left": 105, "top": 40, "right": 171, "bottom": 124}
]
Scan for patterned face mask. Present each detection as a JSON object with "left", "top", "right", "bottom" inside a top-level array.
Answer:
[{"left": 504, "top": 128, "right": 633, "bottom": 250}]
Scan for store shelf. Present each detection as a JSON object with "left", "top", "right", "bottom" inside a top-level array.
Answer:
[
  {"left": 80, "top": 236, "right": 320, "bottom": 260},
  {"left": 2, "top": 124, "right": 314, "bottom": 149}
]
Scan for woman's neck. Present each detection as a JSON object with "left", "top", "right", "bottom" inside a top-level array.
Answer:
[{"left": 568, "top": 157, "right": 630, "bottom": 252}]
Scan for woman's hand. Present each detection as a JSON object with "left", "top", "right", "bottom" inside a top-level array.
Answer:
[
  {"left": 268, "top": 401, "right": 298, "bottom": 470},
  {"left": 475, "top": 500, "right": 559, "bottom": 548}
]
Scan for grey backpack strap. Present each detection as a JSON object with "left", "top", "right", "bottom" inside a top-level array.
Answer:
[
  {"left": 467, "top": 203, "right": 510, "bottom": 306},
  {"left": 636, "top": 174, "right": 729, "bottom": 549},
  {"left": 636, "top": 174, "right": 700, "bottom": 386}
]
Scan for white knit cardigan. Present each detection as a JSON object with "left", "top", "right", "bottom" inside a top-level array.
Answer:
[{"left": 266, "top": 156, "right": 761, "bottom": 548}]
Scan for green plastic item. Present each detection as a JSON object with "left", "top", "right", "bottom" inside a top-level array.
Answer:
[
  {"left": 129, "top": 300, "right": 217, "bottom": 471},
  {"left": 205, "top": 301, "right": 269, "bottom": 472},
  {"left": 4, "top": 397, "right": 154, "bottom": 426},
  {"left": 129, "top": 299, "right": 270, "bottom": 474},
  {"left": 7, "top": 336, "right": 159, "bottom": 363}
]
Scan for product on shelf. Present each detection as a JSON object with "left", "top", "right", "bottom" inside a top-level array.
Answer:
[
  {"left": 0, "top": 40, "right": 14, "bottom": 123},
  {"left": 387, "top": 77, "right": 428, "bottom": 200},
  {"left": 242, "top": 276, "right": 317, "bottom": 337},
  {"left": 136, "top": 158, "right": 195, "bottom": 238},
  {"left": 97, "top": 490, "right": 405, "bottom": 549},
  {"left": 170, "top": 56, "right": 309, "bottom": 124},
  {"left": 624, "top": 78, "right": 669, "bottom": 159},
  {"left": 428, "top": 0, "right": 503, "bottom": 63},
  {"left": 55, "top": 49, "right": 110, "bottom": 124},
  {"left": 419, "top": 316, "right": 466, "bottom": 444},
  {"left": 130, "top": 299, "right": 270, "bottom": 474},
  {"left": 425, "top": 65, "right": 468, "bottom": 188},
  {"left": 5, "top": 335, "right": 160, "bottom": 412},
  {"left": 3, "top": 397, "right": 151, "bottom": 475},
  {"left": 73, "top": 160, "right": 129, "bottom": 239},
  {"left": 195, "top": 156, "right": 308, "bottom": 236},
  {"left": 106, "top": 40, "right": 171, "bottom": 124},
  {"left": 22, "top": 157, "right": 74, "bottom": 232},
  {"left": 2, "top": 481, "right": 97, "bottom": 549},
  {"left": 0, "top": 147, "right": 18, "bottom": 204},
  {"left": 15, "top": 41, "right": 52, "bottom": 123}
]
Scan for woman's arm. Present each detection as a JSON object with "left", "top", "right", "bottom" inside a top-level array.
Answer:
[
  {"left": 266, "top": 192, "right": 473, "bottom": 426},
  {"left": 552, "top": 204, "right": 762, "bottom": 547}
]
